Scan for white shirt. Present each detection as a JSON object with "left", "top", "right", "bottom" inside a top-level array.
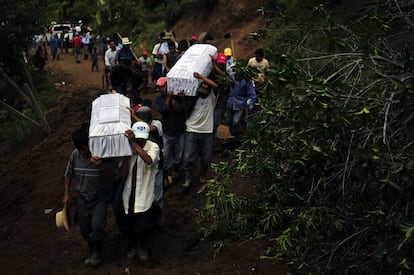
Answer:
[
  {"left": 105, "top": 48, "right": 119, "bottom": 67},
  {"left": 186, "top": 91, "right": 217, "bottom": 133},
  {"left": 122, "top": 140, "right": 159, "bottom": 214},
  {"left": 139, "top": 56, "right": 152, "bottom": 71},
  {"left": 152, "top": 42, "right": 164, "bottom": 64}
]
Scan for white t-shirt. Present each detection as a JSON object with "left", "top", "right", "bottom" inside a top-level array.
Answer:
[
  {"left": 105, "top": 48, "right": 119, "bottom": 67},
  {"left": 139, "top": 56, "right": 152, "bottom": 71},
  {"left": 152, "top": 42, "right": 164, "bottom": 64},
  {"left": 186, "top": 91, "right": 217, "bottom": 134}
]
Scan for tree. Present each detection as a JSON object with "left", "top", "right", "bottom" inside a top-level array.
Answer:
[{"left": 0, "top": 0, "right": 52, "bottom": 138}]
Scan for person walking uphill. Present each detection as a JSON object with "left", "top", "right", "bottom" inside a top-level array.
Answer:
[
  {"left": 121, "top": 121, "right": 160, "bottom": 261},
  {"left": 226, "top": 62, "right": 256, "bottom": 148},
  {"left": 51, "top": 34, "right": 60, "bottom": 60},
  {"left": 62, "top": 124, "right": 119, "bottom": 267},
  {"left": 183, "top": 72, "right": 219, "bottom": 193},
  {"left": 155, "top": 77, "right": 187, "bottom": 185},
  {"left": 72, "top": 32, "right": 82, "bottom": 63}
]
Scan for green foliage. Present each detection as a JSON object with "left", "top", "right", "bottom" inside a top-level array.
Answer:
[
  {"left": 202, "top": 0, "right": 414, "bottom": 273},
  {"left": 0, "top": 119, "right": 33, "bottom": 148},
  {"left": 198, "top": 162, "right": 251, "bottom": 239},
  {"left": 0, "top": 0, "right": 49, "bottom": 73}
]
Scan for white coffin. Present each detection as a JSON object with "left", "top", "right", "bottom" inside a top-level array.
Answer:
[
  {"left": 89, "top": 93, "right": 133, "bottom": 158},
  {"left": 167, "top": 44, "right": 217, "bottom": 96}
]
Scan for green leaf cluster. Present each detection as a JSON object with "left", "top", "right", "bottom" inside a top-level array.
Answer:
[{"left": 201, "top": 1, "right": 414, "bottom": 273}]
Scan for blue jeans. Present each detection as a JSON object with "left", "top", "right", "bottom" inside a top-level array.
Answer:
[
  {"left": 226, "top": 108, "right": 244, "bottom": 139},
  {"left": 163, "top": 132, "right": 185, "bottom": 171},
  {"left": 184, "top": 132, "right": 214, "bottom": 179}
]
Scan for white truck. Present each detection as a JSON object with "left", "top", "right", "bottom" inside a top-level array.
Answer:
[{"left": 46, "top": 23, "right": 74, "bottom": 46}]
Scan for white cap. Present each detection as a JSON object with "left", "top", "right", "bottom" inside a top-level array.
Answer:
[{"left": 131, "top": 121, "right": 149, "bottom": 139}]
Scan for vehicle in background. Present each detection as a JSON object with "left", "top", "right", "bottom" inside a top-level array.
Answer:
[{"left": 46, "top": 22, "right": 74, "bottom": 46}]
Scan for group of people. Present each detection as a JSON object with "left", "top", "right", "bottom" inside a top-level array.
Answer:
[
  {"left": 61, "top": 30, "right": 270, "bottom": 267},
  {"left": 72, "top": 29, "right": 98, "bottom": 65},
  {"left": 33, "top": 25, "right": 97, "bottom": 70}
]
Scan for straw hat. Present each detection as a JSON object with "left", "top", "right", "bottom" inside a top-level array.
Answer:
[
  {"left": 122, "top": 37, "right": 132, "bottom": 45},
  {"left": 55, "top": 204, "right": 71, "bottom": 231}
]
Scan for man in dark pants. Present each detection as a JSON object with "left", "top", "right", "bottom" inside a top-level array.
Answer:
[
  {"left": 107, "top": 60, "right": 134, "bottom": 95},
  {"left": 63, "top": 124, "right": 119, "bottom": 267}
]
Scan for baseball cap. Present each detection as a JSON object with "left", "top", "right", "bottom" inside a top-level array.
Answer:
[
  {"left": 191, "top": 35, "right": 198, "bottom": 41},
  {"left": 132, "top": 103, "right": 142, "bottom": 114},
  {"left": 142, "top": 50, "right": 148, "bottom": 55},
  {"left": 156, "top": 77, "right": 167, "bottom": 87},
  {"left": 217, "top": 53, "right": 227, "bottom": 64},
  {"left": 131, "top": 121, "right": 149, "bottom": 139}
]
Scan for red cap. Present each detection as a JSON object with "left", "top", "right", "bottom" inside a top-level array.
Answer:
[
  {"left": 216, "top": 53, "right": 227, "bottom": 64},
  {"left": 156, "top": 77, "right": 167, "bottom": 87},
  {"left": 133, "top": 104, "right": 142, "bottom": 113},
  {"left": 142, "top": 50, "right": 148, "bottom": 55},
  {"left": 191, "top": 35, "right": 198, "bottom": 41}
]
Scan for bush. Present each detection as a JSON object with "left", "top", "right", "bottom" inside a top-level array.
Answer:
[{"left": 202, "top": 1, "right": 414, "bottom": 273}]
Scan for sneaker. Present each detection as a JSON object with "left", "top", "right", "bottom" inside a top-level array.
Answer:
[
  {"left": 182, "top": 179, "right": 191, "bottom": 188},
  {"left": 137, "top": 246, "right": 149, "bottom": 261}
]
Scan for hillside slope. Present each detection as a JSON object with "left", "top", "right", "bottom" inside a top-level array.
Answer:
[
  {"left": 170, "top": 0, "right": 266, "bottom": 60},
  {"left": 0, "top": 1, "right": 287, "bottom": 274}
]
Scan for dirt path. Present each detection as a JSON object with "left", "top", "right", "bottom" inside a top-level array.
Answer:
[{"left": 0, "top": 52, "right": 286, "bottom": 274}]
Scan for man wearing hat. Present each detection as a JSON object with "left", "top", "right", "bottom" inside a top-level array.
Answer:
[
  {"left": 151, "top": 32, "right": 168, "bottom": 82},
  {"left": 122, "top": 121, "right": 160, "bottom": 261},
  {"left": 115, "top": 37, "right": 135, "bottom": 64},
  {"left": 72, "top": 32, "right": 82, "bottom": 63},
  {"left": 224, "top": 47, "right": 235, "bottom": 76},
  {"left": 211, "top": 53, "right": 230, "bottom": 135},
  {"left": 138, "top": 50, "right": 152, "bottom": 88},
  {"left": 190, "top": 35, "right": 198, "bottom": 46},
  {"left": 155, "top": 77, "right": 187, "bottom": 185}
]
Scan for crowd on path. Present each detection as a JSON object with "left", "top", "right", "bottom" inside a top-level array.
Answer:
[{"left": 55, "top": 29, "right": 270, "bottom": 267}]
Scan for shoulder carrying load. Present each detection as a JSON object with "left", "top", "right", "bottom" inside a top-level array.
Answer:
[
  {"left": 89, "top": 93, "right": 133, "bottom": 158},
  {"left": 167, "top": 44, "right": 217, "bottom": 96}
]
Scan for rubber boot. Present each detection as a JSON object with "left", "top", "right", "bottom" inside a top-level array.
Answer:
[
  {"left": 137, "top": 241, "right": 149, "bottom": 261},
  {"left": 90, "top": 240, "right": 103, "bottom": 267},
  {"left": 84, "top": 241, "right": 94, "bottom": 266},
  {"left": 126, "top": 235, "right": 138, "bottom": 259}
]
